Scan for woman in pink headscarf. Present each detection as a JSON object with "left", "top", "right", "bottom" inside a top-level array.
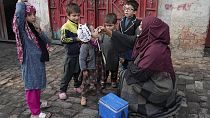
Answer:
[
  {"left": 99, "top": 16, "right": 182, "bottom": 117},
  {"left": 13, "top": 0, "right": 51, "bottom": 117}
]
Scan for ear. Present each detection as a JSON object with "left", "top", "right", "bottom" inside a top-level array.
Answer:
[
  {"left": 67, "top": 15, "right": 71, "bottom": 20},
  {"left": 133, "top": 11, "right": 137, "bottom": 15}
]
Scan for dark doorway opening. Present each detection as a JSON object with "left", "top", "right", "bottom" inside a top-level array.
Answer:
[
  {"left": 204, "top": 20, "right": 210, "bottom": 56},
  {"left": 3, "top": 0, "right": 18, "bottom": 41}
]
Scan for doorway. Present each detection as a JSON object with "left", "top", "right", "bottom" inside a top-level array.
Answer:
[
  {"left": 204, "top": 20, "right": 210, "bottom": 56},
  {"left": 3, "top": 0, "right": 18, "bottom": 41}
]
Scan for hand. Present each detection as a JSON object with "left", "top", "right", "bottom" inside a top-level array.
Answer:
[
  {"left": 119, "top": 58, "right": 125, "bottom": 64},
  {"left": 97, "top": 26, "right": 112, "bottom": 37},
  {"left": 33, "top": 23, "right": 42, "bottom": 33},
  {"left": 47, "top": 47, "right": 54, "bottom": 52},
  {"left": 97, "top": 26, "right": 105, "bottom": 33}
]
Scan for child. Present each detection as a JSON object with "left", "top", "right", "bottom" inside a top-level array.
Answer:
[
  {"left": 13, "top": 0, "right": 51, "bottom": 117},
  {"left": 77, "top": 24, "right": 99, "bottom": 106},
  {"left": 99, "top": 13, "right": 119, "bottom": 89},
  {"left": 59, "top": 3, "right": 82, "bottom": 100},
  {"left": 119, "top": 0, "right": 141, "bottom": 69}
]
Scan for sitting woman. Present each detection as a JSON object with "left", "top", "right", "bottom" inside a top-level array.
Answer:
[{"left": 99, "top": 16, "right": 182, "bottom": 118}]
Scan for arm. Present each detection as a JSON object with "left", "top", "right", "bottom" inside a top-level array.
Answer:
[
  {"left": 60, "top": 29, "right": 80, "bottom": 44},
  {"left": 15, "top": 2, "right": 26, "bottom": 34},
  {"left": 111, "top": 31, "right": 136, "bottom": 53}
]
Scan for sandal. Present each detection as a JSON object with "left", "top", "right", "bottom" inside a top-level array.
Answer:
[
  {"left": 40, "top": 101, "right": 50, "bottom": 108},
  {"left": 30, "top": 112, "right": 52, "bottom": 118}
]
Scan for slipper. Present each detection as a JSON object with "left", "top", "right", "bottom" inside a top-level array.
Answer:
[
  {"left": 40, "top": 101, "right": 50, "bottom": 108},
  {"left": 45, "top": 112, "right": 52, "bottom": 118}
]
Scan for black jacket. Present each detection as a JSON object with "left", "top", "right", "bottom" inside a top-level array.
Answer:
[{"left": 119, "top": 16, "right": 141, "bottom": 61}]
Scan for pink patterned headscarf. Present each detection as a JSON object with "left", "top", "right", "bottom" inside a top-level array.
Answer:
[
  {"left": 13, "top": 2, "right": 39, "bottom": 64},
  {"left": 25, "top": 2, "right": 36, "bottom": 16}
]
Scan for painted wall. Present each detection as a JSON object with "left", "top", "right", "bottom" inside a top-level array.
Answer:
[
  {"left": 28, "top": 0, "right": 52, "bottom": 40},
  {"left": 158, "top": 0, "right": 210, "bottom": 58}
]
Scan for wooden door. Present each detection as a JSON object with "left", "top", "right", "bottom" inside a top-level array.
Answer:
[{"left": 0, "top": 0, "right": 8, "bottom": 41}]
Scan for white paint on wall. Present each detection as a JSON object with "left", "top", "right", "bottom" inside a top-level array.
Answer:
[
  {"left": 28, "top": 0, "right": 52, "bottom": 39},
  {"left": 158, "top": 0, "right": 210, "bottom": 57}
]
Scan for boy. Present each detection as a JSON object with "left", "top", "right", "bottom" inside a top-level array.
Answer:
[
  {"left": 59, "top": 3, "right": 82, "bottom": 100},
  {"left": 119, "top": 0, "right": 141, "bottom": 69},
  {"left": 100, "top": 13, "right": 119, "bottom": 89}
]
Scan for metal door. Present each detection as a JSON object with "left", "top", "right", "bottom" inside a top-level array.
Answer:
[
  {"left": 0, "top": 0, "right": 8, "bottom": 41},
  {"left": 48, "top": 0, "right": 158, "bottom": 39},
  {"left": 95, "top": 0, "right": 158, "bottom": 26}
]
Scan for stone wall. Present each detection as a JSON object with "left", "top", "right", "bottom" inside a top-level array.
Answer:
[{"left": 158, "top": 0, "right": 210, "bottom": 117}]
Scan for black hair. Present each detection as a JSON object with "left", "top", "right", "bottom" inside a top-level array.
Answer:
[
  {"left": 104, "top": 13, "right": 117, "bottom": 24},
  {"left": 125, "top": 0, "right": 139, "bottom": 11},
  {"left": 66, "top": 3, "right": 80, "bottom": 16}
]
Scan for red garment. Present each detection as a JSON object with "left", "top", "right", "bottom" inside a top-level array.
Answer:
[
  {"left": 132, "top": 16, "right": 175, "bottom": 80},
  {"left": 26, "top": 90, "right": 41, "bottom": 115}
]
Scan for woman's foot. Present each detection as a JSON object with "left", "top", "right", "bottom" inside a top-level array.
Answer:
[
  {"left": 58, "top": 92, "right": 67, "bottom": 100},
  {"left": 81, "top": 97, "right": 87, "bottom": 106}
]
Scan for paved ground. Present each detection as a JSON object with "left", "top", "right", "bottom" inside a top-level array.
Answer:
[
  {"left": 1, "top": 42, "right": 210, "bottom": 118},
  {"left": 0, "top": 42, "right": 119, "bottom": 118}
]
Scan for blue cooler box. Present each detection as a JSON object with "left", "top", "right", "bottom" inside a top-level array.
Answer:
[{"left": 99, "top": 93, "right": 128, "bottom": 118}]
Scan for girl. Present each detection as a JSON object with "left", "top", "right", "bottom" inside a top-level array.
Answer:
[
  {"left": 13, "top": 0, "right": 51, "bottom": 117},
  {"left": 77, "top": 24, "right": 100, "bottom": 106}
]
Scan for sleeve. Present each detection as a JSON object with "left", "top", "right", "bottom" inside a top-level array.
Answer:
[
  {"left": 79, "top": 45, "right": 88, "bottom": 71},
  {"left": 111, "top": 31, "right": 136, "bottom": 53},
  {"left": 134, "top": 19, "right": 141, "bottom": 35},
  {"left": 15, "top": 2, "right": 26, "bottom": 32},
  {"left": 60, "top": 29, "right": 79, "bottom": 44},
  {"left": 125, "top": 63, "right": 153, "bottom": 85}
]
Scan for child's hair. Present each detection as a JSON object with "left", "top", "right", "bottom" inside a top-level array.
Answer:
[
  {"left": 125, "top": 0, "right": 139, "bottom": 11},
  {"left": 104, "top": 13, "right": 117, "bottom": 24},
  {"left": 66, "top": 3, "right": 80, "bottom": 16}
]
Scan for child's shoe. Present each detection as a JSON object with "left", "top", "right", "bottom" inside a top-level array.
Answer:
[
  {"left": 81, "top": 97, "right": 87, "bottom": 106},
  {"left": 101, "top": 82, "right": 106, "bottom": 89},
  {"left": 74, "top": 87, "right": 82, "bottom": 93},
  {"left": 58, "top": 92, "right": 67, "bottom": 100}
]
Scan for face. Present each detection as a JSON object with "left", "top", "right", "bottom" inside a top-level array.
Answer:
[
  {"left": 26, "top": 12, "right": 36, "bottom": 23},
  {"left": 67, "top": 12, "right": 80, "bottom": 23},
  {"left": 123, "top": 4, "right": 136, "bottom": 18},
  {"left": 104, "top": 23, "right": 116, "bottom": 31},
  {"left": 89, "top": 25, "right": 99, "bottom": 38}
]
